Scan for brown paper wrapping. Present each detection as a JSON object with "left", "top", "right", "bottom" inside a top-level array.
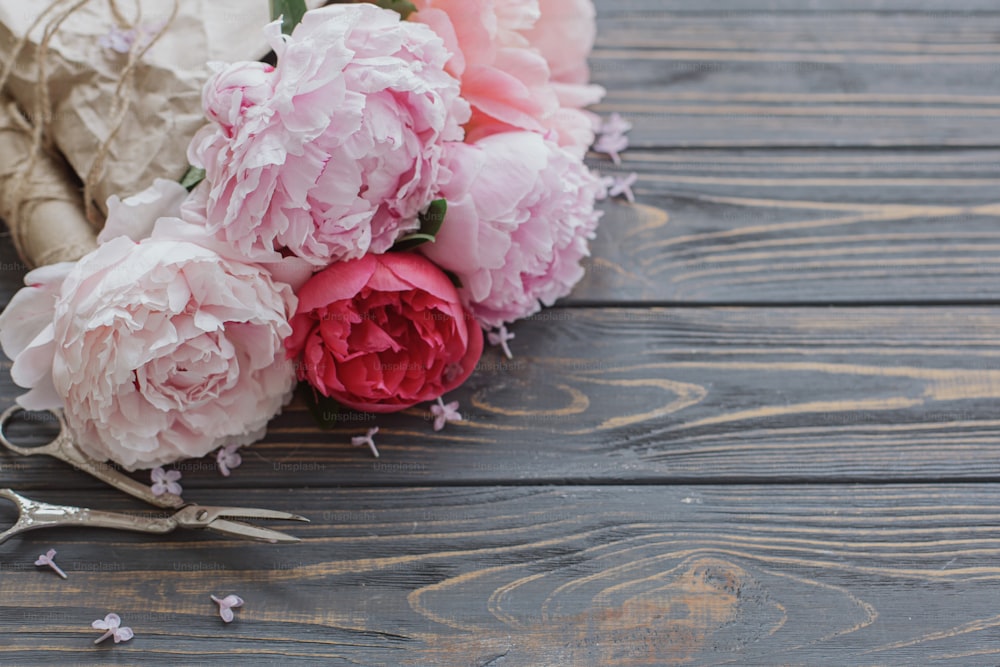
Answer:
[
  {"left": 0, "top": 97, "right": 96, "bottom": 266},
  {"left": 0, "top": 0, "right": 325, "bottom": 268}
]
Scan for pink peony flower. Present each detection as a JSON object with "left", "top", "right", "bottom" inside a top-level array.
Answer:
[
  {"left": 419, "top": 131, "right": 602, "bottom": 328},
  {"left": 411, "top": 0, "right": 603, "bottom": 157},
  {"left": 188, "top": 4, "right": 470, "bottom": 267},
  {"left": 0, "top": 262, "right": 74, "bottom": 409},
  {"left": 515, "top": 0, "right": 605, "bottom": 151},
  {"left": 0, "top": 221, "right": 298, "bottom": 470},
  {"left": 520, "top": 0, "right": 602, "bottom": 91},
  {"left": 98, "top": 179, "right": 314, "bottom": 292},
  {"left": 285, "top": 253, "right": 483, "bottom": 413},
  {"left": 98, "top": 178, "right": 191, "bottom": 244}
]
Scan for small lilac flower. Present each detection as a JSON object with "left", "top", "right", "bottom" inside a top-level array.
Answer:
[
  {"left": 351, "top": 427, "right": 380, "bottom": 458},
  {"left": 211, "top": 594, "right": 244, "bottom": 623},
  {"left": 592, "top": 132, "right": 628, "bottom": 165},
  {"left": 98, "top": 26, "right": 136, "bottom": 54},
  {"left": 216, "top": 444, "right": 242, "bottom": 477},
  {"left": 596, "top": 174, "right": 613, "bottom": 201},
  {"left": 600, "top": 112, "right": 633, "bottom": 137},
  {"left": 92, "top": 613, "right": 133, "bottom": 644},
  {"left": 150, "top": 467, "right": 182, "bottom": 497},
  {"left": 606, "top": 172, "right": 638, "bottom": 204},
  {"left": 430, "top": 397, "right": 462, "bottom": 432},
  {"left": 487, "top": 325, "right": 515, "bottom": 360},
  {"left": 34, "top": 548, "right": 67, "bottom": 579},
  {"left": 99, "top": 21, "right": 164, "bottom": 55}
]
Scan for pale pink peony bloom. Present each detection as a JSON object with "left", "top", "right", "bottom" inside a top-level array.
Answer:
[
  {"left": 0, "top": 262, "right": 75, "bottom": 410},
  {"left": 98, "top": 178, "right": 190, "bottom": 244},
  {"left": 411, "top": 0, "right": 603, "bottom": 157},
  {"left": 419, "top": 132, "right": 602, "bottom": 328},
  {"left": 188, "top": 4, "right": 469, "bottom": 267},
  {"left": 0, "top": 221, "right": 298, "bottom": 470},
  {"left": 99, "top": 179, "right": 314, "bottom": 292}
]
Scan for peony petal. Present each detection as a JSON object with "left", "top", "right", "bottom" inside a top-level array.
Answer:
[
  {"left": 0, "top": 263, "right": 72, "bottom": 360},
  {"left": 98, "top": 179, "right": 191, "bottom": 244},
  {"left": 190, "top": 3, "right": 467, "bottom": 266},
  {"left": 295, "top": 256, "right": 377, "bottom": 312}
]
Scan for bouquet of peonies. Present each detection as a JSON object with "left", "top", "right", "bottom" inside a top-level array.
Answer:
[{"left": 0, "top": 0, "right": 612, "bottom": 470}]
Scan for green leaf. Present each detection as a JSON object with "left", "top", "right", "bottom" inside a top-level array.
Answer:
[
  {"left": 179, "top": 166, "right": 205, "bottom": 192},
  {"left": 270, "top": 0, "right": 308, "bottom": 35},
  {"left": 391, "top": 233, "right": 437, "bottom": 252},
  {"left": 297, "top": 382, "right": 343, "bottom": 431},
  {"left": 419, "top": 198, "right": 447, "bottom": 237},
  {"left": 370, "top": 0, "right": 418, "bottom": 20},
  {"left": 391, "top": 199, "right": 448, "bottom": 251}
]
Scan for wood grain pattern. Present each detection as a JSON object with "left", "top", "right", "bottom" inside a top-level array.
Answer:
[
  {"left": 591, "top": 6, "right": 1000, "bottom": 148},
  {"left": 8, "top": 148, "right": 1000, "bottom": 308},
  {"left": 2, "top": 484, "right": 1000, "bottom": 666},
  {"left": 600, "top": 1, "right": 1000, "bottom": 10},
  {"left": 4, "top": 307, "right": 1000, "bottom": 488},
  {"left": 0, "top": 229, "right": 29, "bottom": 307},
  {"left": 0, "top": 1, "right": 997, "bottom": 664},
  {"left": 574, "top": 149, "right": 1000, "bottom": 304}
]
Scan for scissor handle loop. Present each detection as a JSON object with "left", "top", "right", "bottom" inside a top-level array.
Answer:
[
  {"left": 0, "top": 406, "right": 68, "bottom": 457},
  {"left": 0, "top": 405, "right": 184, "bottom": 509}
]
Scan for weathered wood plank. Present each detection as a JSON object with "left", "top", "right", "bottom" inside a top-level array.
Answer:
[
  {"left": 2, "top": 484, "right": 1000, "bottom": 665},
  {"left": 575, "top": 149, "right": 1000, "bottom": 304},
  {"left": 4, "top": 307, "right": 1000, "bottom": 488},
  {"left": 6, "top": 149, "right": 1000, "bottom": 306},
  {"left": 0, "top": 229, "right": 30, "bottom": 307},
  {"left": 599, "top": 1, "right": 1000, "bottom": 11},
  {"left": 591, "top": 4, "right": 1000, "bottom": 147}
]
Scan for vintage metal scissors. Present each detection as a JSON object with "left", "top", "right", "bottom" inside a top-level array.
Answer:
[{"left": 0, "top": 406, "right": 308, "bottom": 544}]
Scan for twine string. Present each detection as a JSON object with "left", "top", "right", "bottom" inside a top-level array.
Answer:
[
  {"left": 83, "top": 0, "right": 178, "bottom": 226},
  {"left": 0, "top": 0, "right": 179, "bottom": 264}
]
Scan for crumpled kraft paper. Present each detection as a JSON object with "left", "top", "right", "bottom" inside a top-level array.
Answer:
[{"left": 0, "top": 0, "right": 325, "bottom": 267}]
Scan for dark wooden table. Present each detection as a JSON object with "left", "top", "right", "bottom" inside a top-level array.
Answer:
[{"left": 4, "top": 1, "right": 1000, "bottom": 664}]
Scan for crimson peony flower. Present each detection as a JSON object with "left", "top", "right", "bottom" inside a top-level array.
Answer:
[{"left": 285, "top": 253, "right": 483, "bottom": 413}]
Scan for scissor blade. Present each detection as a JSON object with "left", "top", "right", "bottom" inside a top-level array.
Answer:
[
  {"left": 206, "top": 518, "right": 302, "bottom": 544},
  {"left": 207, "top": 507, "right": 310, "bottom": 522}
]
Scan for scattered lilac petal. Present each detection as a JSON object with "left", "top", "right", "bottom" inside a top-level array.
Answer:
[
  {"left": 592, "top": 132, "right": 628, "bottom": 165},
  {"left": 600, "top": 112, "right": 633, "bottom": 137},
  {"left": 98, "top": 26, "right": 135, "bottom": 54},
  {"left": 487, "top": 325, "right": 515, "bottom": 360},
  {"left": 607, "top": 173, "right": 638, "bottom": 204},
  {"left": 150, "top": 467, "right": 182, "bottom": 496},
  {"left": 211, "top": 594, "right": 244, "bottom": 623},
  {"left": 595, "top": 174, "right": 615, "bottom": 201},
  {"left": 216, "top": 444, "right": 243, "bottom": 477},
  {"left": 430, "top": 397, "right": 462, "bottom": 432},
  {"left": 99, "top": 21, "right": 164, "bottom": 56},
  {"left": 351, "top": 427, "right": 380, "bottom": 458},
  {"left": 92, "top": 613, "right": 133, "bottom": 644},
  {"left": 34, "top": 548, "right": 67, "bottom": 579}
]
